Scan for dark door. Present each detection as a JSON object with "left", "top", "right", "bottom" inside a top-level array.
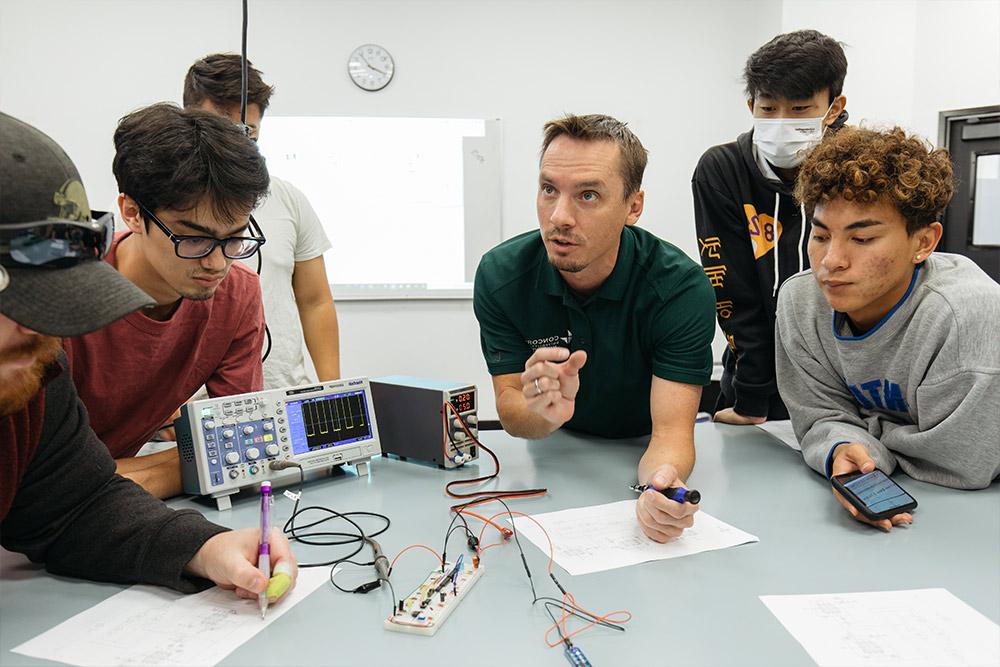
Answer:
[{"left": 939, "top": 105, "right": 1000, "bottom": 281}]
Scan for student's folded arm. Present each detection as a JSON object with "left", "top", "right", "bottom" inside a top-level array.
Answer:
[
  {"left": 880, "top": 368, "right": 1000, "bottom": 489},
  {"left": 116, "top": 448, "right": 183, "bottom": 499},
  {"left": 1, "top": 370, "right": 225, "bottom": 592},
  {"left": 692, "top": 173, "right": 776, "bottom": 418},
  {"left": 774, "top": 299, "right": 896, "bottom": 478}
]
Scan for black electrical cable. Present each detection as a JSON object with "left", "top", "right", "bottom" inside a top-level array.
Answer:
[
  {"left": 271, "top": 461, "right": 396, "bottom": 615},
  {"left": 445, "top": 406, "right": 546, "bottom": 510},
  {"left": 237, "top": 2, "right": 272, "bottom": 363},
  {"left": 240, "top": 0, "right": 248, "bottom": 129},
  {"left": 471, "top": 494, "right": 625, "bottom": 635}
]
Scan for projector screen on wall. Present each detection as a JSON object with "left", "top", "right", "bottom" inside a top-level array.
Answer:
[{"left": 257, "top": 116, "right": 502, "bottom": 299}]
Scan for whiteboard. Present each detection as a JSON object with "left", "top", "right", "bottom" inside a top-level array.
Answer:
[{"left": 257, "top": 116, "right": 502, "bottom": 299}]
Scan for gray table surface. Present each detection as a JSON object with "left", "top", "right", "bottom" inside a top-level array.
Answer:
[{"left": 2, "top": 423, "right": 998, "bottom": 667}]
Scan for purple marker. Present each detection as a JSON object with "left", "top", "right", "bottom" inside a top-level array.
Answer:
[{"left": 258, "top": 481, "right": 272, "bottom": 619}]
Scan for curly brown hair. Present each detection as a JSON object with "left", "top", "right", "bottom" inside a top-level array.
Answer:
[{"left": 795, "top": 126, "right": 954, "bottom": 234}]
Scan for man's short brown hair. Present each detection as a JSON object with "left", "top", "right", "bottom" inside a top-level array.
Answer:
[
  {"left": 541, "top": 114, "right": 648, "bottom": 199},
  {"left": 183, "top": 53, "right": 275, "bottom": 112},
  {"left": 796, "top": 126, "right": 954, "bottom": 234}
]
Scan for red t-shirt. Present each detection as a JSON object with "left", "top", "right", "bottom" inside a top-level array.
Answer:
[{"left": 63, "top": 232, "right": 265, "bottom": 458}]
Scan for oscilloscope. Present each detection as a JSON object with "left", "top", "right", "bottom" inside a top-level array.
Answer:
[{"left": 177, "top": 377, "right": 382, "bottom": 510}]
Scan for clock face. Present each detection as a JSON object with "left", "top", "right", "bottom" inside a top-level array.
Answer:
[{"left": 348, "top": 44, "right": 394, "bottom": 91}]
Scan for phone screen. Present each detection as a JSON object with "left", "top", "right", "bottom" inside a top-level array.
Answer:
[{"left": 842, "top": 470, "right": 915, "bottom": 514}]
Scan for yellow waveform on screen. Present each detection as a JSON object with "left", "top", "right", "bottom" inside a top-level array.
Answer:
[{"left": 303, "top": 394, "right": 367, "bottom": 438}]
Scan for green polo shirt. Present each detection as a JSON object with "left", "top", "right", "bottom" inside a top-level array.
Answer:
[{"left": 473, "top": 224, "right": 715, "bottom": 438}]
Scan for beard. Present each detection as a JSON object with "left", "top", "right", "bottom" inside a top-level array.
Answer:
[
  {"left": 546, "top": 254, "right": 587, "bottom": 273},
  {"left": 0, "top": 335, "right": 62, "bottom": 416}
]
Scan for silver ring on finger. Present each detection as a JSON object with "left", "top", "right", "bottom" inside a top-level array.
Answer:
[{"left": 534, "top": 378, "right": 542, "bottom": 396}]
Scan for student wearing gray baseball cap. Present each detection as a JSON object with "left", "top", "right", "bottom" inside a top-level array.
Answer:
[{"left": 0, "top": 112, "right": 298, "bottom": 597}]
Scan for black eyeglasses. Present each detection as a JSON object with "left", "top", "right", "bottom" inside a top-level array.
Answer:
[
  {"left": 0, "top": 210, "right": 115, "bottom": 269},
  {"left": 137, "top": 202, "right": 266, "bottom": 260}
]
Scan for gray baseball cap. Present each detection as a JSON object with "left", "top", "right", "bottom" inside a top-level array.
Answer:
[{"left": 0, "top": 112, "right": 154, "bottom": 336}]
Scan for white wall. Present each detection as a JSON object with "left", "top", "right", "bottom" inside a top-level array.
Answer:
[
  {"left": 782, "top": 0, "right": 1000, "bottom": 143},
  {"left": 0, "top": 0, "right": 783, "bottom": 416}
]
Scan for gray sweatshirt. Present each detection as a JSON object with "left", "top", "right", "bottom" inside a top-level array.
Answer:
[{"left": 775, "top": 253, "right": 1000, "bottom": 489}]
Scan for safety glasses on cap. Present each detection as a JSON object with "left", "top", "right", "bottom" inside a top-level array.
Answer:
[{"left": 0, "top": 210, "right": 115, "bottom": 269}]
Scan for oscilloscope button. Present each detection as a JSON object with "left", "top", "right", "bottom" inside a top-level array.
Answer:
[
  {"left": 280, "top": 427, "right": 287, "bottom": 434},
  {"left": 242, "top": 425, "right": 254, "bottom": 435},
  {"left": 276, "top": 408, "right": 283, "bottom": 415},
  {"left": 277, "top": 418, "right": 285, "bottom": 424},
  {"left": 224, "top": 452, "right": 241, "bottom": 465},
  {"left": 245, "top": 447, "right": 261, "bottom": 461}
]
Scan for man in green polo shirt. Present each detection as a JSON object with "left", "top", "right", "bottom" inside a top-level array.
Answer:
[{"left": 473, "top": 114, "right": 716, "bottom": 543}]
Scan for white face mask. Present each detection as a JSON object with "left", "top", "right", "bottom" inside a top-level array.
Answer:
[{"left": 752, "top": 104, "right": 834, "bottom": 169}]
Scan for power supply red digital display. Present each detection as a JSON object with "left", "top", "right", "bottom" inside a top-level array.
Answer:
[{"left": 449, "top": 391, "right": 475, "bottom": 413}]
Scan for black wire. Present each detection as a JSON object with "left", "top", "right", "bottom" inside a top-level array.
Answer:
[
  {"left": 471, "top": 495, "right": 625, "bottom": 637},
  {"left": 278, "top": 465, "right": 391, "bottom": 568},
  {"left": 445, "top": 406, "right": 546, "bottom": 509},
  {"left": 240, "top": 0, "right": 248, "bottom": 128},
  {"left": 239, "top": 4, "right": 270, "bottom": 364}
]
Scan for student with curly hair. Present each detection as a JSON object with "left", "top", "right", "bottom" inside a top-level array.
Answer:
[{"left": 775, "top": 126, "right": 1000, "bottom": 531}]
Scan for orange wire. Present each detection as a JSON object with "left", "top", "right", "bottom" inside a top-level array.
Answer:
[
  {"left": 389, "top": 544, "right": 444, "bottom": 572},
  {"left": 474, "top": 505, "right": 631, "bottom": 646}
]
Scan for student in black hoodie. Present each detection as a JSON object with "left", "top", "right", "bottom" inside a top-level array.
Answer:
[{"left": 692, "top": 29, "right": 848, "bottom": 425}]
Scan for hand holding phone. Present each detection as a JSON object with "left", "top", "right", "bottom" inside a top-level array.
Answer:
[{"left": 830, "top": 443, "right": 915, "bottom": 531}]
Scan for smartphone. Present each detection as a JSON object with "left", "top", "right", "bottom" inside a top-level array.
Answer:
[{"left": 831, "top": 469, "right": 917, "bottom": 521}]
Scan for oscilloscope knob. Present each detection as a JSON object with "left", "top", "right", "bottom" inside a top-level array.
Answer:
[
  {"left": 224, "top": 452, "right": 241, "bottom": 465},
  {"left": 222, "top": 428, "right": 235, "bottom": 439},
  {"left": 242, "top": 425, "right": 254, "bottom": 435},
  {"left": 204, "top": 420, "right": 216, "bottom": 430},
  {"left": 262, "top": 421, "right": 274, "bottom": 431},
  {"left": 245, "top": 447, "right": 261, "bottom": 461},
  {"left": 265, "top": 444, "right": 280, "bottom": 457}
]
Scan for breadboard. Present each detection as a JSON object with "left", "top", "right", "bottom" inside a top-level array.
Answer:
[{"left": 383, "top": 562, "right": 483, "bottom": 636}]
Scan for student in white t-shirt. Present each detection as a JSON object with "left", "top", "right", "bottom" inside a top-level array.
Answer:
[{"left": 183, "top": 54, "right": 341, "bottom": 387}]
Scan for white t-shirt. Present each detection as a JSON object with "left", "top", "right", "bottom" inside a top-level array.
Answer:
[{"left": 242, "top": 176, "right": 332, "bottom": 389}]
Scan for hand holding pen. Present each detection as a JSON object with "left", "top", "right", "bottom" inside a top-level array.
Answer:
[{"left": 633, "top": 463, "right": 700, "bottom": 543}]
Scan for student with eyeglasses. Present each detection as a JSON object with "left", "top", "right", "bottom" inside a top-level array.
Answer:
[
  {"left": 0, "top": 111, "right": 298, "bottom": 596},
  {"left": 61, "top": 102, "right": 271, "bottom": 499}
]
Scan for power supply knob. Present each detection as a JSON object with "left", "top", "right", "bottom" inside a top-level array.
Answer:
[
  {"left": 222, "top": 428, "right": 235, "bottom": 439},
  {"left": 452, "top": 419, "right": 463, "bottom": 430},
  {"left": 204, "top": 420, "right": 216, "bottom": 430},
  {"left": 454, "top": 431, "right": 467, "bottom": 442},
  {"left": 245, "top": 447, "right": 261, "bottom": 461},
  {"left": 224, "top": 452, "right": 240, "bottom": 465},
  {"left": 242, "top": 425, "right": 254, "bottom": 435},
  {"left": 466, "top": 415, "right": 478, "bottom": 425},
  {"left": 265, "top": 444, "right": 280, "bottom": 457},
  {"left": 262, "top": 421, "right": 274, "bottom": 431}
]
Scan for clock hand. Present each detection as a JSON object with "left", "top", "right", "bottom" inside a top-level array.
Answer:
[{"left": 361, "top": 55, "right": 387, "bottom": 75}]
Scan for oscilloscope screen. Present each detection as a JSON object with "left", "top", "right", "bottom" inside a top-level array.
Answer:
[{"left": 286, "top": 390, "right": 373, "bottom": 454}]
